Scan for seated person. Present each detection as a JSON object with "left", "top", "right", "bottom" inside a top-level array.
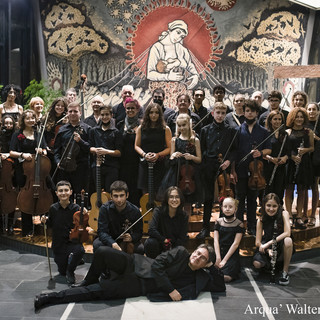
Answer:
[{"left": 144, "top": 186, "right": 188, "bottom": 258}]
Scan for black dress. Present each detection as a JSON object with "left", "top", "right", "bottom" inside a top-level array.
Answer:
[
  {"left": 158, "top": 137, "right": 201, "bottom": 202},
  {"left": 306, "top": 120, "right": 320, "bottom": 177},
  {"left": 137, "top": 127, "right": 167, "bottom": 195},
  {"left": 119, "top": 127, "right": 141, "bottom": 207},
  {"left": 263, "top": 132, "right": 289, "bottom": 202},
  {"left": 286, "top": 128, "right": 313, "bottom": 188},
  {"left": 214, "top": 217, "right": 244, "bottom": 279}
]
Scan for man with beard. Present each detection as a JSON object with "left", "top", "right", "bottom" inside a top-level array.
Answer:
[
  {"left": 151, "top": 88, "right": 174, "bottom": 123},
  {"left": 34, "top": 244, "right": 225, "bottom": 310},
  {"left": 231, "top": 100, "right": 271, "bottom": 235}
]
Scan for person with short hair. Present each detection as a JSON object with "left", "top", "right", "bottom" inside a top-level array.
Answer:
[
  {"left": 89, "top": 105, "right": 122, "bottom": 193},
  {"left": 112, "top": 85, "right": 143, "bottom": 125},
  {"left": 65, "top": 88, "right": 77, "bottom": 104},
  {"left": 232, "top": 100, "right": 271, "bottom": 235},
  {"left": 84, "top": 95, "right": 104, "bottom": 127},
  {"left": 54, "top": 102, "right": 91, "bottom": 195},
  {"left": 259, "top": 90, "right": 288, "bottom": 127},
  {"left": 41, "top": 180, "right": 86, "bottom": 284},
  {"left": 191, "top": 88, "right": 210, "bottom": 126},
  {"left": 29, "top": 96, "right": 44, "bottom": 124},
  {"left": 197, "top": 102, "right": 237, "bottom": 239},
  {"left": 251, "top": 90, "right": 266, "bottom": 116},
  {"left": 34, "top": 243, "right": 225, "bottom": 310},
  {"left": 92, "top": 180, "right": 143, "bottom": 254}
]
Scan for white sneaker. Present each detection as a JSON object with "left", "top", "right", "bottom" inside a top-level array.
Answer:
[{"left": 279, "top": 271, "right": 289, "bottom": 285}]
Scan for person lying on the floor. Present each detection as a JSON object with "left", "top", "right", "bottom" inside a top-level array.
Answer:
[{"left": 34, "top": 244, "right": 226, "bottom": 310}]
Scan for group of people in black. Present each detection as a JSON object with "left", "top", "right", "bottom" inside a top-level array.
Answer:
[{"left": 0, "top": 83, "right": 319, "bottom": 309}]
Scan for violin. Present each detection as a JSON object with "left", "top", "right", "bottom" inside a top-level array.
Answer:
[
  {"left": 248, "top": 145, "right": 266, "bottom": 191},
  {"left": 48, "top": 123, "right": 63, "bottom": 149},
  {"left": 179, "top": 160, "right": 195, "bottom": 195},
  {"left": 118, "top": 218, "right": 134, "bottom": 254},
  {"left": 69, "top": 190, "right": 89, "bottom": 243},
  {"left": 217, "top": 154, "right": 234, "bottom": 198},
  {"left": 0, "top": 157, "right": 18, "bottom": 214},
  {"left": 59, "top": 127, "right": 82, "bottom": 172}
]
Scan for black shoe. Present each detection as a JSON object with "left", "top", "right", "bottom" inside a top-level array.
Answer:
[
  {"left": 66, "top": 270, "right": 75, "bottom": 285},
  {"left": 71, "top": 279, "right": 88, "bottom": 288},
  {"left": 34, "top": 294, "right": 51, "bottom": 310},
  {"left": 196, "top": 228, "right": 210, "bottom": 239},
  {"left": 78, "top": 258, "right": 85, "bottom": 266}
]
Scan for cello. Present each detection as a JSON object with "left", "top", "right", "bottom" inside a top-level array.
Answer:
[
  {"left": 17, "top": 125, "right": 53, "bottom": 215},
  {"left": 178, "top": 160, "right": 195, "bottom": 195},
  {"left": 69, "top": 189, "right": 89, "bottom": 243}
]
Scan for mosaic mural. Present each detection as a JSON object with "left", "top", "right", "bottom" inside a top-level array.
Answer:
[{"left": 40, "top": 0, "right": 309, "bottom": 111}]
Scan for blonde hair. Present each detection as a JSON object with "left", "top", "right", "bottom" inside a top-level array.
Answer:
[
  {"left": 175, "top": 113, "right": 195, "bottom": 140},
  {"left": 29, "top": 97, "right": 44, "bottom": 110},
  {"left": 213, "top": 101, "right": 227, "bottom": 111},
  {"left": 222, "top": 197, "right": 239, "bottom": 210}
]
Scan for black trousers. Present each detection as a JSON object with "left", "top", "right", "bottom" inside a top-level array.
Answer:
[
  {"left": 53, "top": 243, "right": 85, "bottom": 275},
  {"left": 46, "top": 246, "right": 157, "bottom": 304}
]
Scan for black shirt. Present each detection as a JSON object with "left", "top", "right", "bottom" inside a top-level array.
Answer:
[
  {"left": 84, "top": 114, "right": 101, "bottom": 127},
  {"left": 53, "top": 122, "right": 91, "bottom": 165},
  {"left": 47, "top": 202, "right": 80, "bottom": 252},
  {"left": 167, "top": 110, "right": 202, "bottom": 136},
  {"left": 89, "top": 122, "right": 123, "bottom": 168}
]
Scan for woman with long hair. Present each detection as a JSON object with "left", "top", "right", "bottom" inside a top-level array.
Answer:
[
  {"left": 135, "top": 103, "right": 172, "bottom": 196},
  {"left": 144, "top": 186, "right": 188, "bottom": 258},
  {"left": 253, "top": 193, "right": 293, "bottom": 285},
  {"left": 263, "top": 110, "right": 289, "bottom": 202},
  {"left": 10, "top": 109, "right": 48, "bottom": 237},
  {"left": 305, "top": 102, "right": 320, "bottom": 226},
  {"left": 284, "top": 108, "right": 314, "bottom": 229}
]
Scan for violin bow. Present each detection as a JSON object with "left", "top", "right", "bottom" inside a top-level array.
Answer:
[
  {"left": 237, "top": 124, "right": 284, "bottom": 166},
  {"left": 280, "top": 87, "right": 292, "bottom": 111},
  {"left": 50, "top": 131, "right": 75, "bottom": 180},
  {"left": 35, "top": 110, "right": 50, "bottom": 158},
  {"left": 214, "top": 129, "right": 238, "bottom": 181},
  {"left": 115, "top": 207, "right": 153, "bottom": 241},
  {"left": 192, "top": 111, "right": 211, "bottom": 130}
]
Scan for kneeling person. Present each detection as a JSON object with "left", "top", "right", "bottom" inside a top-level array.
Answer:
[{"left": 41, "top": 180, "right": 86, "bottom": 284}]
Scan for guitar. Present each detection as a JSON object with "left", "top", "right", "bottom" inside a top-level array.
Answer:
[
  {"left": 88, "top": 155, "right": 110, "bottom": 231},
  {"left": 140, "top": 161, "right": 160, "bottom": 233}
]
